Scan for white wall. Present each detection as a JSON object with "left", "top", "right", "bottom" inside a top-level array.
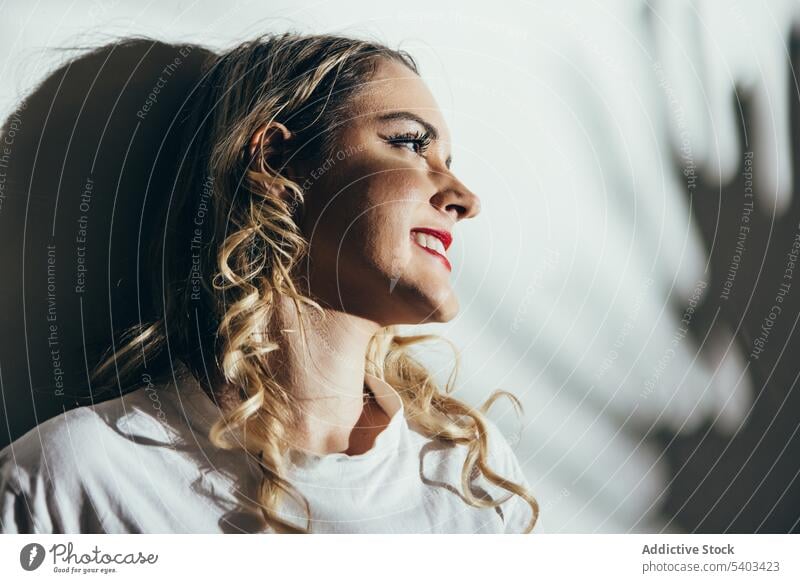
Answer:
[{"left": 2, "top": 0, "right": 796, "bottom": 532}]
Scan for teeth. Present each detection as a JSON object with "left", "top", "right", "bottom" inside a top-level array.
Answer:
[{"left": 413, "top": 231, "right": 447, "bottom": 256}]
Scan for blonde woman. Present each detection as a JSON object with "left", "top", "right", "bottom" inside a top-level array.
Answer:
[{"left": 0, "top": 33, "right": 538, "bottom": 534}]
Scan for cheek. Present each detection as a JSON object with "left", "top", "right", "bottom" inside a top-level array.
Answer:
[
  {"left": 348, "top": 173, "right": 424, "bottom": 264},
  {"left": 301, "top": 142, "right": 435, "bottom": 284},
  {"left": 313, "top": 170, "right": 421, "bottom": 258}
]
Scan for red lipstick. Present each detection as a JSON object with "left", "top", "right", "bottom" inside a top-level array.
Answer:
[
  {"left": 410, "top": 227, "right": 452, "bottom": 251},
  {"left": 410, "top": 228, "right": 452, "bottom": 272}
]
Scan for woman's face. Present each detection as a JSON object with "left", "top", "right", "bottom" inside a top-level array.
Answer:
[{"left": 296, "top": 58, "right": 481, "bottom": 327}]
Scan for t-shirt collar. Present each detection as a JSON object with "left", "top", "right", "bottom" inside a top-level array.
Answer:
[
  {"left": 165, "top": 362, "right": 408, "bottom": 472},
  {"left": 286, "top": 372, "right": 408, "bottom": 473}
]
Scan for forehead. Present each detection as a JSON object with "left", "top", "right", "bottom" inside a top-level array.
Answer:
[{"left": 347, "top": 58, "right": 450, "bottom": 140}]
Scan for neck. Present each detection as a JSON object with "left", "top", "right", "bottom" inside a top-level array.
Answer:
[
  {"left": 263, "top": 293, "right": 385, "bottom": 455},
  {"left": 195, "top": 285, "right": 392, "bottom": 456}
]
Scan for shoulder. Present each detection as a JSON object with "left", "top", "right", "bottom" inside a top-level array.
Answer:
[
  {"left": 0, "top": 390, "right": 163, "bottom": 533},
  {"left": 410, "top": 414, "right": 528, "bottom": 485},
  {"left": 411, "top": 413, "right": 537, "bottom": 533},
  {"left": 0, "top": 405, "right": 99, "bottom": 532},
  {"left": 481, "top": 417, "right": 526, "bottom": 476},
  {"left": 1, "top": 404, "right": 104, "bottom": 481},
  {"left": 1, "top": 389, "right": 159, "bottom": 478},
  {"left": 479, "top": 417, "right": 538, "bottom": 533}
]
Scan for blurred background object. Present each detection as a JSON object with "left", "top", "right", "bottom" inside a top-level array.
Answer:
[{"left": 1, "top": 0, "right": 798, "bottom": 533}]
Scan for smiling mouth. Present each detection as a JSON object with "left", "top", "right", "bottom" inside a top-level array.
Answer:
[{"left": 410, "top": 229, "right": 452, "bottom": 272}]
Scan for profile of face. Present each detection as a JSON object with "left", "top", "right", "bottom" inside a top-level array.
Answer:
[{"left": 261, "top": 58, "right": 481, "bottom": 327}]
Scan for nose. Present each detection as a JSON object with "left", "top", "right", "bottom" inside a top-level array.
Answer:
[{"left": 429, "top": 170, "right": 482, "bottom": 222}]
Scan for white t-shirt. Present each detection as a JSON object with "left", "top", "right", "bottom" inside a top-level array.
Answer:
[{"left": 0, "top": 364, "right": 536, "bottom": 534}]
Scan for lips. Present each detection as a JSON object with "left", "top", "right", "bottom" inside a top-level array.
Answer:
[
  {"left": 411, "top": 228, "right": 452, "bottom": 251},
  {"left": 410, "top": 227, "right": 452, "bottom": 271}
]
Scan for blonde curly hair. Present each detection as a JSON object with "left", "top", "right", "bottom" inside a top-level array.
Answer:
[{"left": 92, "top": 32, "right": 539, "bottom": 533}]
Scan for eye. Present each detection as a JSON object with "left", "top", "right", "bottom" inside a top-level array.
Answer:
[{"left": 386, "top": 130, "right": 433, "bottom": 156}]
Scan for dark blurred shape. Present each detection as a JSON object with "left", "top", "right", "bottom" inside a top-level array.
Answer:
[
  {"left": 656, "top": 37, "right": 800, "bottom": 533},
  {"left": 0, "top": 39, "right": 212, "bottom": 449}
]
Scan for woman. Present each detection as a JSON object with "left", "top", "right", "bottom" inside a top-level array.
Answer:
[{"left": 0, "top": 32, "right": 538, "bottom": 534}]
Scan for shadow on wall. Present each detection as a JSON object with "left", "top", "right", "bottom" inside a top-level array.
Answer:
[
  {"left": 657, "top": 44, "right": 800, "bottom": 533},
  {"left": 0, "top": 39, "right": 213, "bottom": 449},
  {"left": 1, "top": 32, "right": 799, "bottom": 536}
]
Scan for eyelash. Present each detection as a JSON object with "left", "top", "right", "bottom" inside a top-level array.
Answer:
[{"left": 386, "top": 130, "right": 433, "bottom": 156}]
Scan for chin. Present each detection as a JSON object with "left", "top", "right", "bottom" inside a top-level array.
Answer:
[
  {"left": 378, "top": 296, "right": 459, "bottom": 326},
  {"left": 437, "top": 301, "right": 460, "bottom": 323},
  {"left": 417, "top": 289, "right": 460, "bottom": 324},
  {"left": 369, "top": 265, "right": 460, "bottom": 325}
]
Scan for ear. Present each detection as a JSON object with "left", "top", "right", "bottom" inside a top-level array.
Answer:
[{"left": 247, "top": 121, "right": 299, "bottom": 200}]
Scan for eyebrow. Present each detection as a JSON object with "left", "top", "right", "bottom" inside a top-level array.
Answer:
[{"left": 375, "top": 111, "right": 452, "bottom": 168}]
